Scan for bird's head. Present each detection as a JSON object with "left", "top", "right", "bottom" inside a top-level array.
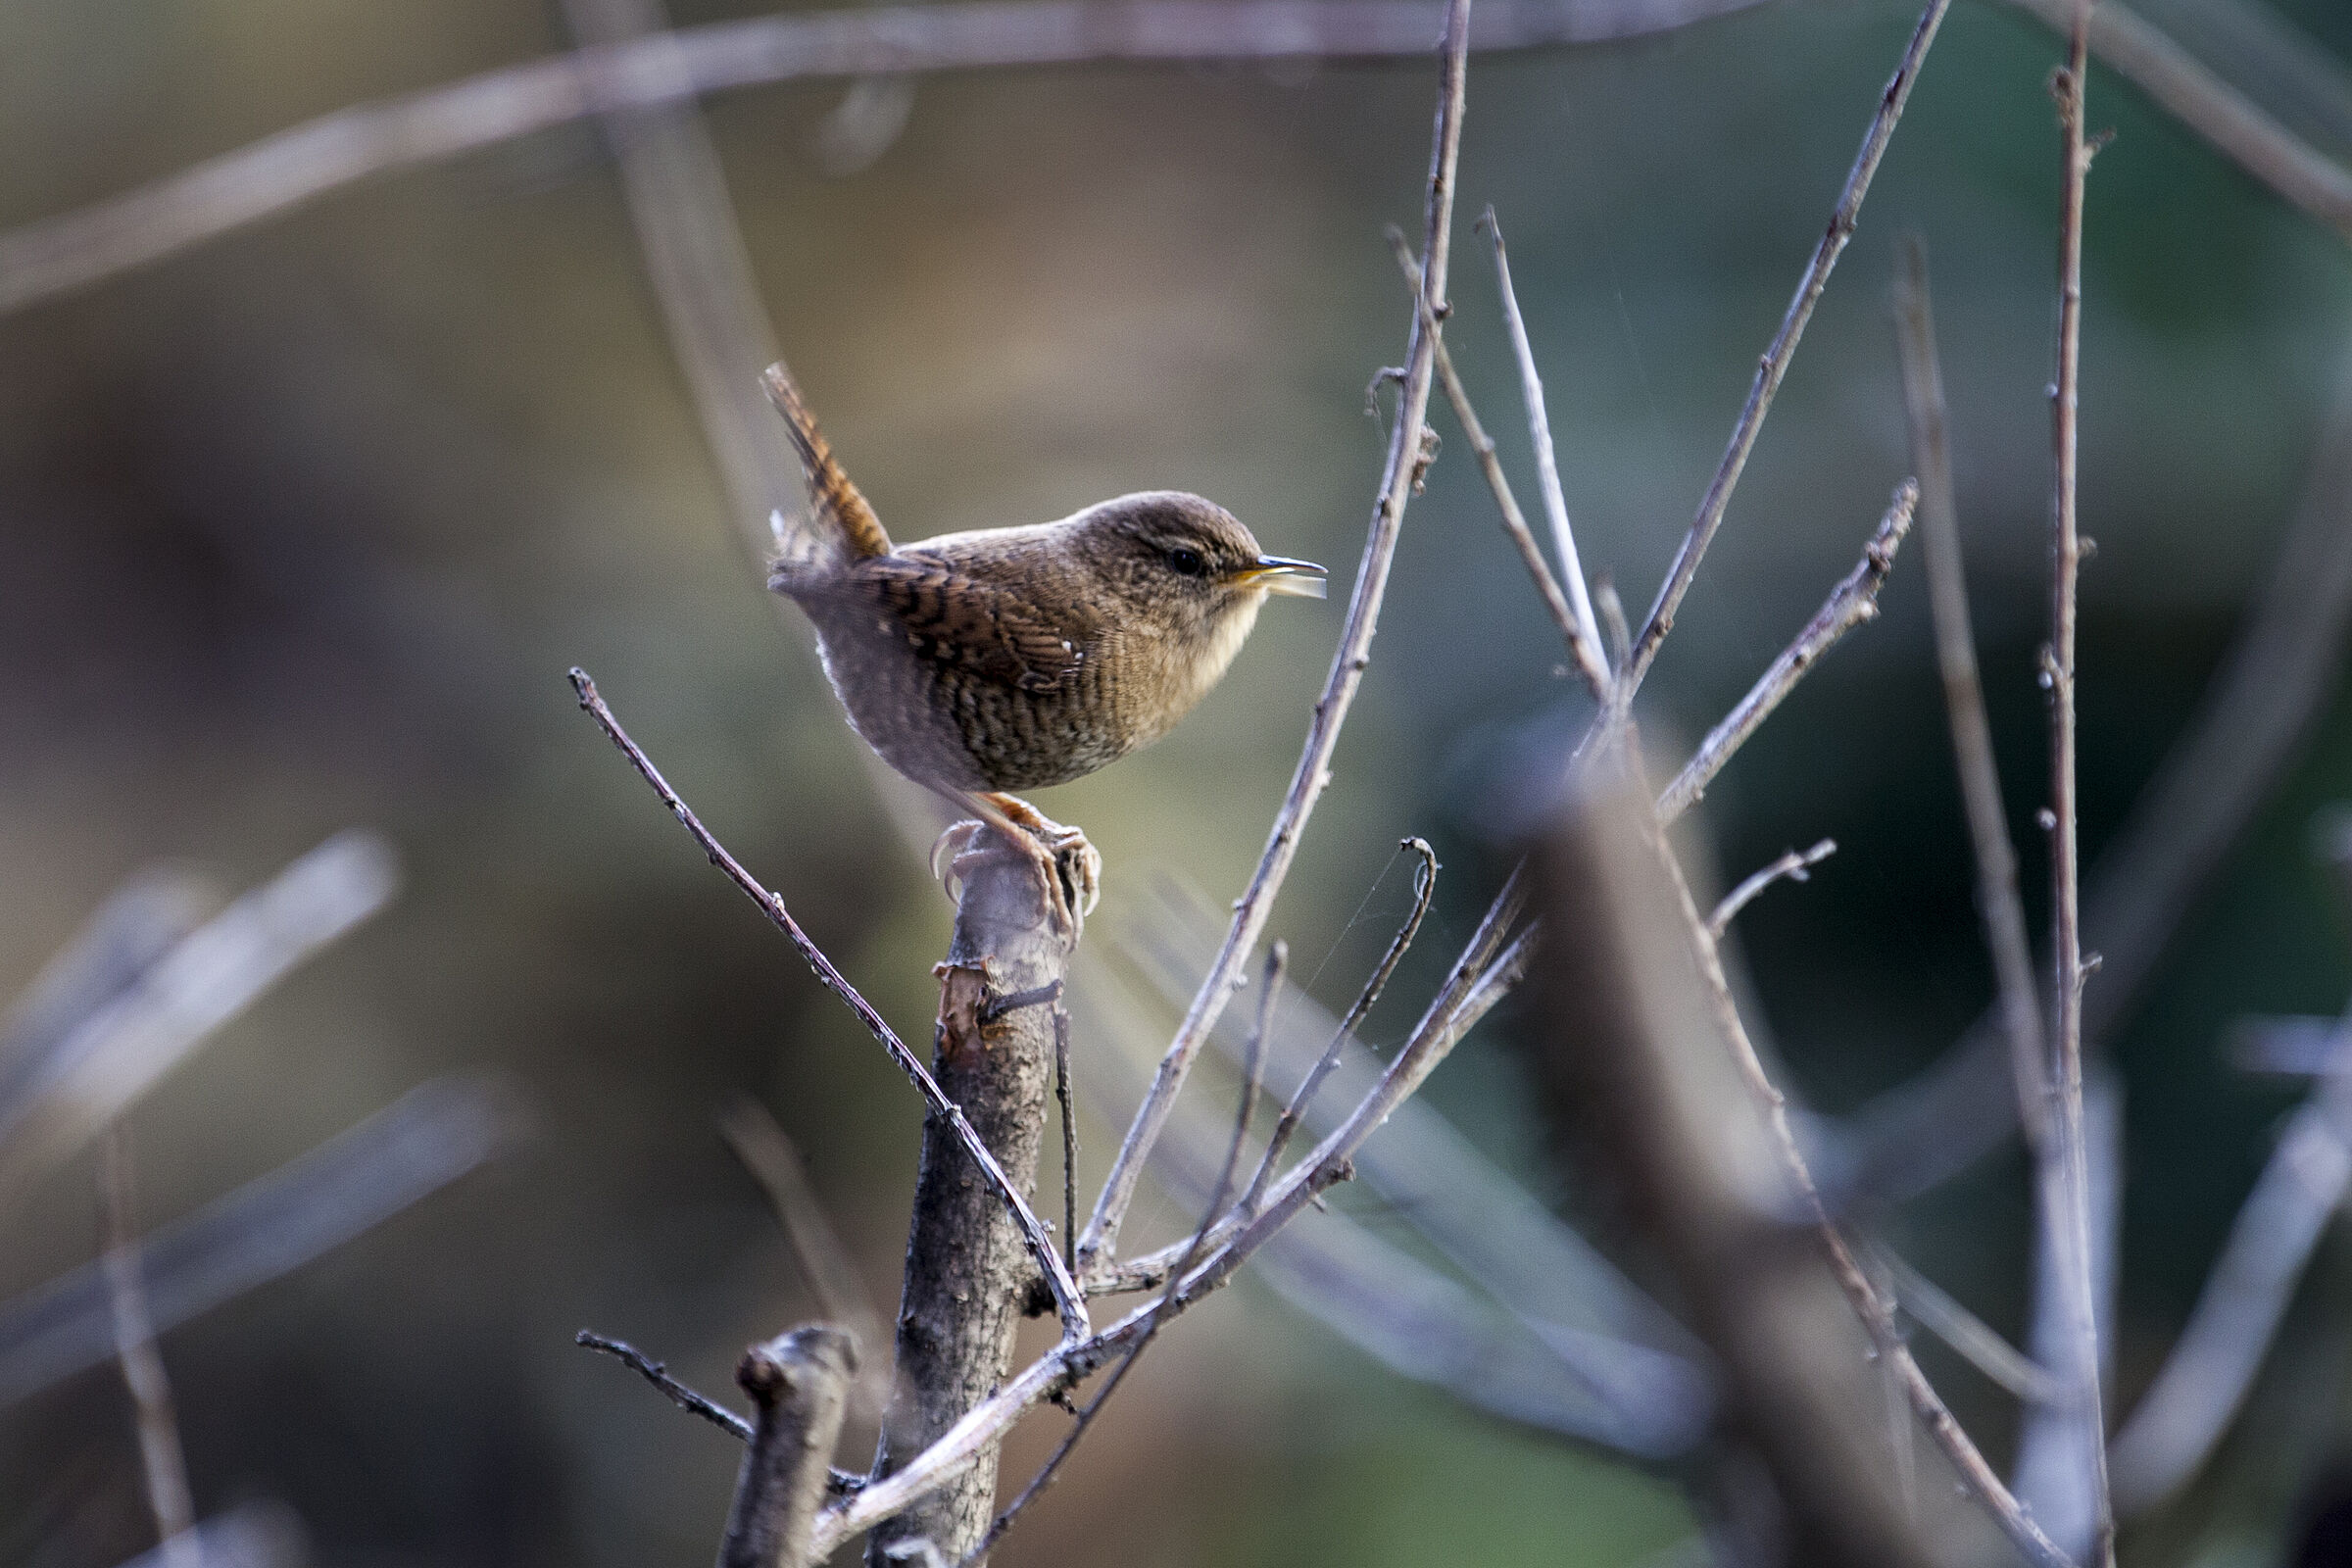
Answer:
[{"left": 1069, "top": 492, "right": 1326, "bottom": 646}]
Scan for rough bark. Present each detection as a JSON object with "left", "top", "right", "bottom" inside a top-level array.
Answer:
[
  {"left": 867, "top": 835, "right": 1074, "bottom": 1566},
  {"left": 719, "top": 1325, "right": 858, "bottom": 1568}
]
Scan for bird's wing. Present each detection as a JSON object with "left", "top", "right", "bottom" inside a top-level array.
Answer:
[
  {"left": 762, "top": 363, "right": 893, "bottom": 568},
  {"left": 852, "top": 554, "right": 1094, "bottom": 694}
]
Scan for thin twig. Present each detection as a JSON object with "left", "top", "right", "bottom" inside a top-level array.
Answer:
[
  {"left": 1385, "top": 229, "right": 1611, "bottom": 697},
  {"left": 1484, "top": 206, "right": 1610, "bottom": 674},
  {"left": 1642, "top": 809, "right": 2076, "bottom": 1568},
  {"left": 576, "top": 1330, "right": 756, "bottom": 1441},
  {"left": 1706, "top": 839, "right": 1836, "bottom": 939},
  {"left": 567, "top": 667, "right": 1088, "bottom": 1341},
  {"left": 2044, "top": 9, "right": 2117, "bottom": 1560},
  {"left": 1076, "top": 0, "right": 1476, "bottom": 1276},
  {"left": 1622, "top": 0, "right": 1951, "bottom": 698},
  {"left": 1894, "top": 233, "right": 2050, "bottom": 1152},
  {"left": 1594, "top": 573, "right": 1631, "bottom": 669},
  {"left": 1655, "top": 481, "right": 1918, "bottom": 823},
  {"left": 1243, "top": 841, "right": 1435, "bottom": 1212},
  {"left": 98, "top": 1127, "right": 200, "bottom": 1568}
]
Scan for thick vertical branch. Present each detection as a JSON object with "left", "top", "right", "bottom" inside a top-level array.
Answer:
[
  {"left": 719, "top": 1325, "right": 859, "bottom": 1568},
  {"left": 2044, "top": 8, "right": 2118, "bottom": 1564},
  {"left": 868, "top": 833, "right": 1077, "bottom": 1566}
]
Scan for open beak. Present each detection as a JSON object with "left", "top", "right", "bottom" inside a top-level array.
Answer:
[{"left": 1234, "top": 555, "right": 1329, "bottom": 600}]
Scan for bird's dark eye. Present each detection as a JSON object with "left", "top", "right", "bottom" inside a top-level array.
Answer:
[{"left": 1166, "top": 547, "right": 1208, "bottom": 578}]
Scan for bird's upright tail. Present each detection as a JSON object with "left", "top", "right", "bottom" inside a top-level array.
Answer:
[{"left": 761, "top": 362, "right": 893, "bottom": 581}]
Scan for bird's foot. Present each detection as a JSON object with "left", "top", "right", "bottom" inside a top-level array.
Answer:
[{"left": 929, "top": 794, "right": 1100, "bottom": 942}]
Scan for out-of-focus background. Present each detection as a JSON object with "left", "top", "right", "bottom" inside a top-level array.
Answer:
[{"left": 4, "top": 0, "right": 2350, "bottom": 1562}]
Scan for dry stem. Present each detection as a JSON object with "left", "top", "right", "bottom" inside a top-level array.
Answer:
[
  {"left": 1706, "top": 839, "right": 1836, "bottom": 939},
  {"left": 99, "top": 1126, "right": 200, "bottom": 1568}
]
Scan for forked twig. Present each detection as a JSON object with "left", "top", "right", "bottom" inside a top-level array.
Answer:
[
  {"left": 1243, "top": 839, "right": 1437, "bottom": 1212},
  {"left": 567, "top": 667, "right": 1088, "bottom": 1340},
  {"left": 1623, "top": 0, "right": 1951, "bottom": 698},
  {"left": 1706, "top": 839, "right": 1836, "bottom": 939},
  {"left": 1078, "top": 0, "right": 1476, "bottom": 1274},
  {"left": 1656, "top": 482, "right": 1918, "bottom": 823}
]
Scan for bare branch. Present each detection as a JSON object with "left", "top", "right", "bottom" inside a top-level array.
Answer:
[
  {"left": 719, "top": 1326, "right": 859, "bottom": 1568},
  {"left": 1484, "top": 206, "right": 1611, "bottom": 674},
  {"left": 1077, "top": 0, "right": 1476, "bottom": 1275},
  {"left": 2041, "top": 10, "right": 2119, "bottom": 1562},
  {"left": 1623, "top": 0, "right": 1951, "bottom": 698},
  {"left": 1242, "top": 839, "right": 1436, "bottom": 1212},
  {"left": 0, "top": 1075, "right": 523, "bottom": 1405},
  {"left": 558, "top": 0, "right": 808, "bottom": 566},
  {"left": 0, "top": 834, "right": 397, "bottom": 1200},
  {"left": 1655, "top": 482, "right": 1918, "bottom": 824},
  {"left": 0, "top": 0, "right": 1780, "bottom": 318},
  {"left": 98, "top": 1127, "right": 200, "bottom": 1568},
  {"left": 567, "top": 668, "right": 1087, "bottom": 1339},
  {"left": 1895, "top": 233, "right": 2050, "bottom": 1151},
  {"left": 1706, "top": 839, "right": 1836, "bottom": 939},
  {"left": 1387, "top": 229, "right": 1611, "bottom": 696},
  {"left": 2109, "top": 1045, "right": 2352, "bottom": 1511},
  {"left": 718, "top": 1101, "right": 891, "bottom": 1419},
  {"left": 576, "top": 1331, "right": 756, "bottom": 1442}
]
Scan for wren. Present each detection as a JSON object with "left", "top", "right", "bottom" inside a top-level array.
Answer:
[{"left": 760, "top": 364, "right": 1325, "bottom": 926}]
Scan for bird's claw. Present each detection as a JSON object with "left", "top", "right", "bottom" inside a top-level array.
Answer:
[{"left": 930, "top": 797, "right": 1100, "bottom": 942}]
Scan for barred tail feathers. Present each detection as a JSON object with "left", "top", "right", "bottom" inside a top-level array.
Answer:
[{"left": 761, "top": 362, "right": 893, "bottom": 565}]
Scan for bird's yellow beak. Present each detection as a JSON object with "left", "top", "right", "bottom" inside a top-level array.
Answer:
[{"left": 1233, "top": 556, "right": 1328, "bottom": 599}]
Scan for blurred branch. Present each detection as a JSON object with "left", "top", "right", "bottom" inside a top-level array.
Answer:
[
  {"left": 2108, "top": 1039, "right": 2352, "bottom": 1512},
  {"left": 1532, "top": 774, "right": 1996, "bottom": 1568},
  {"left": 558, "top": 0, "right": 808, "bottom": 567},
  {"left": 1876, "top": 1246, "right": 2062, "bottom": 1405},
  {"left": 1655, "top": 481, "right": 1917, "bottom": 824},
  {"left": 2041, "top": 15, "right": 2118, "bottom": 1561},
  {"left": 1706, "top": 838, "right": 1835, "bottom": 939},
  {"left": 1894, "top": 233, "right": 2050, "bottom": 1151},
  {"left": 0, "top": 1074, "right": 525, "bottom": 1404},
  {"left": 0, "top": 833, "right": 398, "bottom": 1200},
  {"left": 718, "top": 1326, "right": 859, "bottom": 1568},
  {"left": 567, "top": 668, "right": 1085, "bottom": 1339},
  {"left": 0, "top": 0, "right": 1778, "bottom": 318},
  {"left": 0, "top": 873, "right": 216, "bottom": 1115},
  {"left": 1388, "top": 230, "right": 1611, "bottom": 698},
  {"left": 2014, "top": 1069, "right": 2122, "bottom": 1559},
  {"left": 1076, "top": 0, "right": 1476, "bottom": 1275},
  {"left": 108, "top": 1502, "right": 307, "bottom": 1568},
  {"left": 1623, "top": 0, "right": 1950, "bottom": 698},
  {"left": 98, "top": 1126, "right": 200, "bottom": 1568},
  {"left": 718, "top": 1101, "right": 891, "bottom": 1419}
]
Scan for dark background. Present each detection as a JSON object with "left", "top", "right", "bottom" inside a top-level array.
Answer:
[{"left": 4, "top": 0, "right": 2350, "bottom": 1561}]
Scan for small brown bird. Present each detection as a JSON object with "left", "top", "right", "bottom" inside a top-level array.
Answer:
[{"left": 760, "top": 364, "right": 1325, "bottom": 925}]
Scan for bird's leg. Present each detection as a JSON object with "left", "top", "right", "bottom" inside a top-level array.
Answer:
[{"left": 927, "top": 791, "right": 1099, "bottom": 940}]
